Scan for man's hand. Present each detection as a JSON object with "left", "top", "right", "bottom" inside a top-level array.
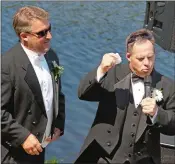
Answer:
[
  {"left": 140, "top": 97, "right": 158, "bottom": 117},
  {"left": 98, "top": 53, "right": 122, "bottom": 74},
  {"left": 51, "top": 128, "right": 62, "bottom": 141},
  {"left": 21, "top": 134, "right": 43, "bottom": 155},
  {"left": 45, "top": 128, "right": 62, "bottom": 143}
]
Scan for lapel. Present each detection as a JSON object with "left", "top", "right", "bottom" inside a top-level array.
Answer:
[
  {"left": 151, "top": 68, "right": 162, "bottom": 89},
  {"left": 135, "top": 107, "right": 147, "bottom": 143},
  {"left": 114, "top": 72, "right": 131, "bottom": 134},
  {"left": 15, "top": 44, "right": 47, "bottom": 117},
  {"left": 24, "top": 64, "right": 47, "bottom": 117},
  {"left": 44, "top": 52, "right": 59, "bottom": 119},
  {"left": 114, "top": 73, "right": 131, "bottom": 110}
]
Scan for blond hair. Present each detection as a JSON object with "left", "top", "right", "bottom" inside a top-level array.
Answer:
[
  {"left": 13, "top": 6, "right": 49, "bottom": 37},
  {"left": 126, "top": 28, "right": 155, "bottom": 53}
]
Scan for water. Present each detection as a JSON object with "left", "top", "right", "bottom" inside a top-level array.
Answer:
[{"left": 1, "top": 1, "right": 175, "bottom": 163}]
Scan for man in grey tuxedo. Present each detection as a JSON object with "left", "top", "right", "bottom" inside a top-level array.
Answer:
[
  {"left": 75, "top": 29, "right": 175, "bottom": 164},
  {"left": 1, "top": 6, "right": 65, "bottom": 164}
]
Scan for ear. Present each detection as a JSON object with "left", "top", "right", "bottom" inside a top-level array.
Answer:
[
  {"left": 20, "top": 32, "right": 28, "bottom": 41},
  {"left": 126, "top": 52, "right": 131, "bottom": 62}
]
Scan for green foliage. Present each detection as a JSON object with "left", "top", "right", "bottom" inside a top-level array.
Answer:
[
  {"left": 45, "top": 157, "right": 59, "bottom": 164},
  {"left": 52, "top": 61, "right": 64, "bottom": 81}
]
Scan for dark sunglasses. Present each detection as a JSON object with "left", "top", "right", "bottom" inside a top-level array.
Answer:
[
  {"left": 127, "top": 32, "right": 153, "bottom": 45},
  {"left": 29, "top": 24, "right": 51, "bottom": 38}
]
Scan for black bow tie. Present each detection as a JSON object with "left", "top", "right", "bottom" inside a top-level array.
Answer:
[{"left": 132, "top": 73, "right": 144, "bottom": 82}]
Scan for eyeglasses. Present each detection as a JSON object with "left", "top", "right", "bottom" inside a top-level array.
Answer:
[
  {"left": 127, "top": 32, "right": 153, "bottom": 45},
  {"left": 28, "top": 24, "right": 51, "bottom": 38}
]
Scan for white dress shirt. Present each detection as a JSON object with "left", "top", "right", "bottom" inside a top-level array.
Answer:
[
  {"left": 21, "top": 43, "right": 53, "bottom": 147},
  {"left": 96, "top": 68, "right": 157, "bottom": 123},
  {"left": 131, "top": 75, "right": 158, "bottom": 123},
  {"left": 131, "top": 77, "right": 145, "bottom": 108}
]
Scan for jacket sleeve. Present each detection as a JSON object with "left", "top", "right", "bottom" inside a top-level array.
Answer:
[
  {"left": 154, "top": 79, "right": 175, "bottom": 135},
  {"left": 1, "top": 57, "right": 30, "bottom": 148},
  {"left": 78, "top": 67, "right": 107, "bottom": 101},
  {"left": 50, "top": 50, "right": 66, "bottom": 135},
  {"left": 54, "top": 77, "right": 65, "bottom": 135}
]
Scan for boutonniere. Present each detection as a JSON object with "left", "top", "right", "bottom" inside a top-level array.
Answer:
[
  {"left": 52, "top": 61, "right": 64, "bottom": 81},
  {"left": 151, "top": 88, "right": 163, "bottom": 103}
]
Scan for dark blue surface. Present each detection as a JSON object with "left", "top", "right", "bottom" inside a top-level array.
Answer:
[{"left": 1, "top": 1, "right": 175, "bottom": 162}]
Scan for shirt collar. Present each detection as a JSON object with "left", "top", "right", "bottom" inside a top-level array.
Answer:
[{"left": 21, "top": 43, "right": 45, "bottom": 65}]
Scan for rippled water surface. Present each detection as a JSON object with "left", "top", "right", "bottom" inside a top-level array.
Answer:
[{"left": 2, "top": 1, "right": 175, "bottom": 162}]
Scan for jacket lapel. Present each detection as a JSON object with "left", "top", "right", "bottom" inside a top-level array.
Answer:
[
  {"left": 44, "top": 52, "right": 59, "bottom": 119},
  {"left": 151, "top": 68, "right": 162, "bottom": 89},
  {"left": 135, "top": 107, "right": 147, "bottom": 143},
  {"left": 114, "top": 73, "right": 131, "bottom": 134},
  {"left": 114, "top": 73, "right": 131, "bottom": 110},
  {"left": 24, "top": 64, "right": 46, "bottom": 117},
  {"left": 16, "top": 44, "right": 47, "bottom": 117}
]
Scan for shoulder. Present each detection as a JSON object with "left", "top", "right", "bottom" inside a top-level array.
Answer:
[
  {"left": 109, "top": 63, "right": 130, "bottom": 80},
  {"left": 154, "top": 69, "right": 175, "bottom": 96},
  {"left": 47, "top": 48, "right": 59, "bottom": 58},
  {"left": 102, "top": 63, "right": 130, "bottom": 86},
  {"left": 46, "top": 48, "right": 60, "bottom": 63},
  {"left": 154, "top": 69, "right": 174, "bottom": 86},
  {"left": 115, "top": 63, "right": 130, "bottom": 74},
  {"left": 2, "top": 43, "right": 22, "bottom": 60},
  {"left": 1, "top": 43, "right": 27, "bottom": 74},
  {"left": 48, "top": 47, "right": 57, "bottom": 55},
  {"left": 1, "top": 44, "right": 20, "bottom": 68},
  {"left": 161, "top": 75, "right": 174, "bottom": 92},
  {"left": 162, "top": 75, "right": 174, "bottom": 85}
]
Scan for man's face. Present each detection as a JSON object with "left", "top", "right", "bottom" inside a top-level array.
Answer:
[
  {"left": 126, "top": 40, "right": 155, "bottom": 77},
  {"left": 23, "top": 19, "right": 52, "bottom": 54}
]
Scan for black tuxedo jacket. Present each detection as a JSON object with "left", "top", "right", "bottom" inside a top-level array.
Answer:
[
  {"left": 1, "top": 43, "right": 65, "bottom": 162},
  {"left": 75, "top": 64, "right": 175, "bottom": 164}
]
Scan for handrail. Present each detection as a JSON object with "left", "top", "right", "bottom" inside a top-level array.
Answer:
[{"left": 160, "top": 143, "right": 175, "bottom": 149}]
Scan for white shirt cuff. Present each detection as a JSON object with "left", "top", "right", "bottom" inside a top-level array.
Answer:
[
  {"left": 96, "top": 67, "right": 105, "bottom": 82},
  {"left": 150, "top": 107, "right": 158, "bottom": 124}
]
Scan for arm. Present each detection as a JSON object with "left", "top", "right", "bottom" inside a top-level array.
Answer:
[
  {"left": 50, "top": 91, "right": 65, "bottom": 141},
  {"left": 78, "top": 67, "right": 105, "bottom": 101},
  {"left": 78, "top": 53, "right": 122, "bottom": 101},
  {"left": 145, "top": 79, "right": 175, "bottom": 135},
  {"left": 155, "top": 91, "right": 175, "bottom": 135},
  {"left": 54, "top": 92, "right": 65, "bottom": 136},
  {"left": 1, "top": 58, "right": 30, "bottom": 148},
  {"left": 53, "top": 68, "right": 65, "bottom": 136}
]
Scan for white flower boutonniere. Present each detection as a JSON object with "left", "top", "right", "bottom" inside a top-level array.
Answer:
[
  {"left": 152, "top": 88, "right": 163, "bottom": 102},
  {"left": 52, "top": 61, "right": 64, "bottom": 81}
]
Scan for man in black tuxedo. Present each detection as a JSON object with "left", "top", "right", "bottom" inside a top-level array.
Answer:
[
  {"left": 1, "top": 6, "right": 65, "bottom": 164},
  {"left": 75, "top": 29, "right": 175, "bottom": 164}
]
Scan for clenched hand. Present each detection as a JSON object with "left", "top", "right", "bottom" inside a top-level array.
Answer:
[
  {"left": 98, "top": 53, "right": 122, "bottom": 74},
  {"left": 21, "top": 134, "right": 43, "bottom": 155},
  {"left": 140, "top": 97, "right": 158, "bottom": 117}
]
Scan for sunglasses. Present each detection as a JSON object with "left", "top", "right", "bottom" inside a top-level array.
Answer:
[
  {"left": 127, "top": 32, "right": 153, "bottom": 45},
  {"left": 28, "top": 24, "right": 51, "bottom": 38}
]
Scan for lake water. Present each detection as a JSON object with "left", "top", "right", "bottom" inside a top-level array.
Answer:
[{"left": 1, "top": 1, "right": 175, "bottom": 163}]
